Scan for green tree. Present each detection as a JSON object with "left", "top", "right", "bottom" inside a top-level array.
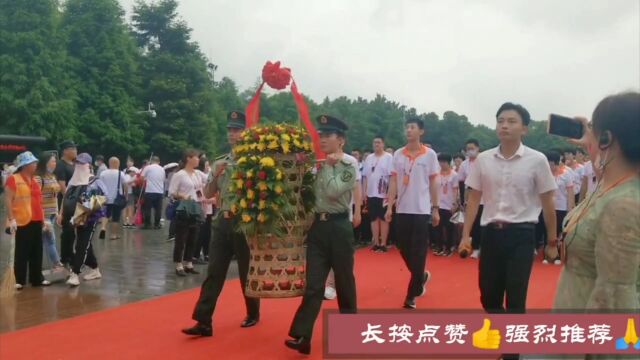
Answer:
[
  {"left": 61, "top": 0, "right": 146, "bottom": 159},
  {"left": 0, "top": 0, "right": 78, "bottom": 144},
  {"left": 132, "top": 0, "right": 217, "bottom": 161}
]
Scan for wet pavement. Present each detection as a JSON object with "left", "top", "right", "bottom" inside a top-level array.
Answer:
[{"left": 0, "top": 217, "right": 238, "bottom": 333}]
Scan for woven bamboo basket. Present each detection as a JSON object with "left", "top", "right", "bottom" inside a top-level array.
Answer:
[{"left": 245, "top": 153, "right": 312, "bottom": 298}]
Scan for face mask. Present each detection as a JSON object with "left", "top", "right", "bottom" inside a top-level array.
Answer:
[
  {"left": 46, "top": 166, "right": 55, "bottom": 173},
  {"left": 466, "top": 149, "right": 478, "bottom": 157}
]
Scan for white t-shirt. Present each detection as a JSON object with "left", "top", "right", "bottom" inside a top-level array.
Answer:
[
  {"left": 438, "top": 170, "right": 459, "bottom": 211},
  {"left": 553, "top": 169, "right": 574, "bottom": 211},
  {"left": 168, "top": 169, "right": 203, "bottom": 201},
  {"left": 391, "top": 145, "right": 440, "bottom": 215},
  {"left": 142, "top": 164, "right": 166, "bottom": 194},
  {"left": 99, "top": 169, "right": 126, "bottom": 204},
  {"left": 362, "top": 152, "right": 393, "bottom": 198},
  {"left": 567, "top": 163, "right": 583, "bottom": 195},
  {"left": 582, "top": 161, "right": 597, "bottom": 195},
  {"left": 465, "top": 144, "right": 557, "bottom": 226}
]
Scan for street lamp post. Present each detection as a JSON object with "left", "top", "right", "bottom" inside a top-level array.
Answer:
[{"left": 137, "top": 102, "right": 156, "bottom": 118}]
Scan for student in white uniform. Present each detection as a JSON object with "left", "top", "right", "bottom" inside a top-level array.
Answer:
[
  {"left": 385, "top": 117, "right": 440, "bottom": 310},
  {"left": 457, "top": 139, "right": 483, "bottom": 259},
  {"left": 460, "top": 103, "right": 557, "bottom": 360},
  {"left": 362, "top": 135, "right": 393, "bottom": 252},
  {"left": 431, "top": 153, "right": 459, "bottom": 256},
  {"left": 563, "top": 148, "right": 584, "bottom": 204},
  {"left": 543, "top": 151, "right": 575, "bottom": 265}
]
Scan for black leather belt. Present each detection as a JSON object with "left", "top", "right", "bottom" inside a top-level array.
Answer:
[
  {"left": 315, "top": 212, "right": 349, "bottom": 222},
  {"left": 488, "top": 222, "right": 535, "bottom": 230}
]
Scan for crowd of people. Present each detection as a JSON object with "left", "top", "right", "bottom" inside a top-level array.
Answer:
[{"left": 2, "top": 92, "right": 639, "bottom": 359}]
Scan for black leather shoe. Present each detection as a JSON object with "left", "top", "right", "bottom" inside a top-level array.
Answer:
[
  {"left": 240, "top": 317, "right": 259, "bottom": 328},
  {"left": 184, "top": 267, "right": 200, "bottom": 275},
  {"left": 285, "top": 337, "right": 311, "bottom": 354},
  {"left": 403, "top": 297, "right": 416, "bottom": 309},
  {"left": 181, "top": 323, "right": 212, "bottom": 337},
  {"left": 176, "top": 268, "right": 187, "bottom": 277}
]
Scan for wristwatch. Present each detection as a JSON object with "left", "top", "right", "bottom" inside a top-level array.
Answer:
[{"left": 431, "top": 205, "right": 440, "bottom": 211}]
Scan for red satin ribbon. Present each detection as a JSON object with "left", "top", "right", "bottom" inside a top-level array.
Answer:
[{"left": 243, "top": 62, "right": 324, "bottom": 160}]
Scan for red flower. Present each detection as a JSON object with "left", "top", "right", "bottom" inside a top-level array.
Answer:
[
  {"left": 248, "top": 201, "right": 255, "bottom": 208},
  {"left": 245, "top": 180, "right": 254, "bottom": 188},
  {"left": 261, "top": 61, "right": 291, "bottom": 90},
  {"left": 259, "top": 191, "right": 268, "bottom": 200},
  {"left": 258, "top": 171, "right": 267, "bottom": 180},
  {"left": 236, "top": 190, "right": 243, "bottom": 196}
]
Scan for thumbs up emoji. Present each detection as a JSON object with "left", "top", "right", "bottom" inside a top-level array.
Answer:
[{"left": 473, "top": 318, "right": 501, "bottom": 350}]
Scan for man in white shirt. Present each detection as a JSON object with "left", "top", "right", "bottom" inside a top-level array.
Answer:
[
  {"left": 457, "top": 139, "right": 483, "bottom": 259},
  {"left": 385, "top": 117, "right": 440, "bottom": 309},
  {"left": 580, "top": 160, "right": 598, "bottom": 201},
  {"left": 99, "top": 157, "right": 127, "bottom": 240},
  {"left": 431, "top": 153, "right": 459, "bottom": 256},
  {"left": 460, "top": 103, "right": 557, "bottom": 359},
  {"left": 362, "top": 135, "right": 393, "bottom": 252},
  {"left": 141, "top": 156, "right": 165, "bottom": 229},
  {"left": 563, "top": 148, "right": 584, "bottom": 205}
]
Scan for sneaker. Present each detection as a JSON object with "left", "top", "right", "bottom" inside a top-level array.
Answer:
[
  {"left": 419, "top": 271, "right": 431, "bottom": 297},
  {"left": 52, "top": 263, "right": 65, "bottom": 272},
  {"left": 15, "top": 284, "right": 23, "bottom": 290},
  {"left": 83, "top": 268, "right": 102, "bottom": 281},
  {"left": 380, "top": 246, "right": 388, "bottom": 253},
  {"left": 324, "top": 286, "right": 337, "bottom": 300},
  {"left": 370, "top": 245, "right": 379, "bottom": 252},
  {"left": 403, "top": 297, "right": 416, "bottom": 309},
  {"left": 470, "top": 249, "right": 480, "bottom": 259},
  {"left": 533, "top": 249, "right": 538, "bottom": 256},
  {"left": 36, "top": 280, "right": 52, "bottom": 287},
  {"left": 554, "top": 259, "right": 562, "bottom": 265},
  {"left": 542, "top": 259, "right": 549, "bottom": 265},
  {"left": 66, "top": 273, "right": 80, "bottom": 287},
  {"left": 99, "top": 230, "right": 106, "bottom": 239}
]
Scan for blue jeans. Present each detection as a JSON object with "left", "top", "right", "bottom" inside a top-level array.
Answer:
[{"left": 42, "top": 214, "right": 61, "bottom": 265}]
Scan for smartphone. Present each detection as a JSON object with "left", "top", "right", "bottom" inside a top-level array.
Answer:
[{"left": 548, "top": 114, "right": 584, "bottom": 139}]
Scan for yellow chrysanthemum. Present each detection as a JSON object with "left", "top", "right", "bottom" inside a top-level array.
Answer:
[
  {"left": 293, "top": 139, "right": 302, "bottom": 148},
  {"left": 274, "top": 185, "right": 283, "bottom": 194},
  {"left": 282, "top": 142, "right": 290, "bottom": 154},
  {"left": 258, "top": 182, "right": 268, "bottom": 191},
  {"left": 258, "top": 200, "right": 266, "bottom": 209},
  {"left": 271, "top": 204, "right": 279, "bottom": 210},
  {"left": 281, "top": 134, "right": 291, "bottom": 142},
  {"left": 275, "top": 169, "right": 283, "bottom": 180},
  {"left": 247, "top": 189, "right": 255, "bottom": 200},
  {"left": 228, "top": 186, "right": 234, "bottom": 192},
  {"left": 257, "top": 142, "right": 266, "bottom": 152},
  {"left": 266, "top": 134, "right": 278, "bottom": 141},
  {"left": 231, "top": 204, "right": 238, "bottom": 214},
  {"left": 249, "top": 143, "right": 258, "bottom": 150},
  {"left": 260, "top": 157, "right": 275, "bottom": 167},
  {"left": 242, "top": 214, "right": 252, "bottom": 223},
  {"left": 257, "top": 213, "right": 267, "bottom": 223},
  {"left": 267, "top": 141, "right": 279, "bottom": 150},
  {"left": 235, "top": 179, "right": 243, "bottom": 188},
  {"left": 246, "top": 169, "right": 254, "bottom": 178},
  {"left": 250, "top": 156, "right": 258, "bottom": 162},
  {"left": 240, "top": 199, "right": 248, "bottom": 209},
  {"left": 237, "top": 157, "right": 247, "bottom": 164},
  {"left": 259, "top": 135, "right": 266, "bottom": 142}
]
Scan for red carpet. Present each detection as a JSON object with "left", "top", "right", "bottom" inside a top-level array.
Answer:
[{"left": 0, "top": 248, "right": 561, "bottom": 360}]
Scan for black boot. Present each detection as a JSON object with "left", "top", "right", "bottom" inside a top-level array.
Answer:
[
  {"left": 181, "top": 322, "right": 212, "bottom": 337},
  {"left": 285, "top": 337, "right": 311, "bottom": 354}
]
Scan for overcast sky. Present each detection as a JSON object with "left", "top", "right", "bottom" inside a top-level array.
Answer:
[{"left": 119, "top": 0, "right": 639, "bottom": 127}]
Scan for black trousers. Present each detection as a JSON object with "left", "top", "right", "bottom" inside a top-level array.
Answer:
[
  {"left": 143, "top": 193, "right": 163, "bottom": 227},
  {"left": 72, "top": 224, "right": 98, "bottom": 274},
  {"left": 14, "top": 221, "right": 44, "bottom": 286},
  {"left": 536, "top": 210, "right": 567, "bottom": 248},
  {"left": 173, "top": 219, "right": 199, "bottom": 263},
  {"left": 194, "top": 214, "right": 212, "bottom": 259},
  {"left": 192, "top": 216, "right": 259, "bottom": 325},
  {"left": 395, "top": 214, "right": 430, "bottom": 299},
  {"left": 471, "top": 205, "right": 484, "bottom": 250},
  {"left": 289, "top": 217, "right": 357, "bottom": 340},
  {"left": 60, "top": 220, "right": 76, "bottom": 265},
  {"left": 430, "top": 209, "right": 454, "bottom": 251},
  {"left": 479, "top": 225, "right": 535, "bottom": 314}
]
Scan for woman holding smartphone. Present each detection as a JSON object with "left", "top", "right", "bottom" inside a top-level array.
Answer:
[
  {"left": 551, "top": 92, "right": 639, "bottom": 332},
  {"left": 168, "top": 149, "right": 204, "bottom": 276}
]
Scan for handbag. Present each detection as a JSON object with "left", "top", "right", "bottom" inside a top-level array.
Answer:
[
  {"left": 113, "top": 171, "right": 127, "bottom": 209},
  {"left": 175, "top": 199, "right": 204, "bottom": 224},
  {"left": 165, "top": 198, "right": 179, "bottom": 221},
  {"left": 450, "top": 210, "right": 465, "bottom": 224}
]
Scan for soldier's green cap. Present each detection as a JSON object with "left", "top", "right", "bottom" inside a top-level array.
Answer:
[
  {"left": 227, "top": 111, "right": 246, "bottom": 129},
  {"left": 316, "top": 114, "right": 348, "bottom": 134}
]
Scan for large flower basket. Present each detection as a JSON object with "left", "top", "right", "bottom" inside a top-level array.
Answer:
[{"left": 228, "top": 128, "right": 316, "bottom": 298}]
